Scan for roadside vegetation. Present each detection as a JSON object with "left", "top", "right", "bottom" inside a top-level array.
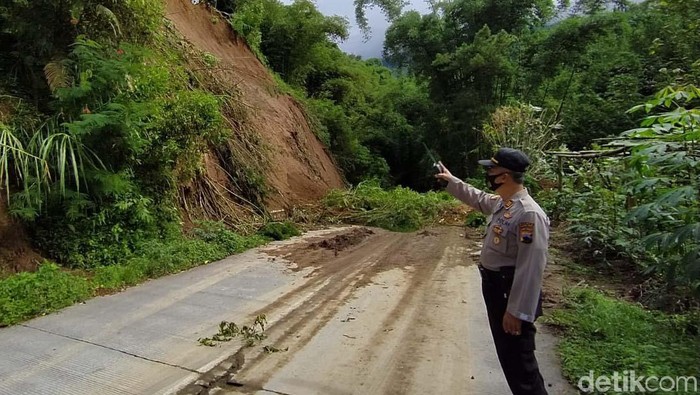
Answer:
[
  {"left": 322, "top": 181, "right": 458, "bottom": 232},
  {"left": 546, "top": 287, "right": 700, "bottom": 391},
  {"left": 0, "top": 221, "right": 298, "bottom": 326}
]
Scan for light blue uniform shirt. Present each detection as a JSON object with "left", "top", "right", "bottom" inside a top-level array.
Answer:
[{"left": 446, "top": 176, "right": 549, "bottom": 323}]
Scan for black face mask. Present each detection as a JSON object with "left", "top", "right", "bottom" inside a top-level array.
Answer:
[{"left": 486, "top": 173, "right": 506, "bottom": 191}]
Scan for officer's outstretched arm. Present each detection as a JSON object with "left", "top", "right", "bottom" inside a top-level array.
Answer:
[
  {"left": 444, "top": 179, "right": 500, "bottom": 215},
  {"left": 507, "top": 211, "right": 549, "bottom": 323},
  {"left": 435, "top": 162, "right": 499, "bottom": 214}
]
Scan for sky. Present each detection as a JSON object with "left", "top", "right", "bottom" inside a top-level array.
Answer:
[
  {"left": 279, "top": 0, "right": 433, "bottom": 59},
  {"left": 277, "top": 1, "right": 645, "bottom": 59}
]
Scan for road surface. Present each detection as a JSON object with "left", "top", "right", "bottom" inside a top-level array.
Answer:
[{"left": 0, "top": 226, "right": 575, "bottom": 395}]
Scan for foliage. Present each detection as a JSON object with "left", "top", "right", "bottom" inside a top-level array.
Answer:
[
  {"left": 92, "top": 237, "right": 227, "bottom": 288},
  {"left": 382, "top": 0, "right": 700, "bottom": 176},
  {"left": 560, "top": 0, "right": 630, "bottom": 14},
  {"left": 0, "top": 0, "right": 162, "bottom": 103},
  {"left": 1, "top": 222, "right": 271, "bottom": 325},
  {"left": 229, "top": 0, "right": 267, "bottom": 59},
  {"left": 465, "top": 211, "right": 486, "bottom": 228},
  {"left": 429, "top": 25, "right": 518, "bottom": 150},
  {"left": 519, "top": 12, "right": 644, "bottom": 149},
  {"left": 258, "top": 221, "right": 301, "bottom": 241},
  {"left": 198, "top": 315, "right": 268, "bottom": 347},
  {"left": 90, "top": 222, "right": 269, "bottom": 288},
  {"left": 383, "top": 0, "right": 556, "bottom": 175},
  {"left": 540, "top": 85, "right": 700, "bottom": 302},
  {"left": 622, "top": 85, "right": 700, "bottom": 296},
  {"left": 192, "top": 220, "right": 269, "bottom": 253},
  {"left": 481, "top": 103, "right": 560, "bottom": 177},
  {"left": 563, "top": 160, "right": 644, "bottom": 263},
  {"left": 211, "top": 0, "right": 403, "bottom": 42},
  {"left": 2, "top": 38, "right": 233, "bottom": 268},
  {"left": 322, "top": 180, "right": 456, "bottom": 232},
  {"left": 352, "top": 0, "right": 406, "bottom": 39},
  {"left": 545, "top": 287, "right": 700, "bottom": 388},
  {"left": 0, "top": 262, "right": 93, "bottom": 326},
  {"left": 0, "top": 121, "right": 100, "bottom": 207}
]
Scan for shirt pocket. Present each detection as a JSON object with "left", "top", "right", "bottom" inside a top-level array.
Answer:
[{"left": 486, "top": 226, "right": 510, "bottom": 254}]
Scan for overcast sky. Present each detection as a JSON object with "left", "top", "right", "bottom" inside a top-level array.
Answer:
[
  {"left": 278, "top": 1, "right": 646, "bottom": 58},
  {"left": 279, "top": 0, "right": 433, "bottom": 59}
]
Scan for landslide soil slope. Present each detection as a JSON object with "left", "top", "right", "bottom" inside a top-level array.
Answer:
[{"left": 165, "top": 0, "right": 345, "bottom": 209}]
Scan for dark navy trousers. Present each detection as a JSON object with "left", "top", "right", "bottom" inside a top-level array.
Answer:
[{"left": 479, "top": 265, "right": 548, "bottom": 395}]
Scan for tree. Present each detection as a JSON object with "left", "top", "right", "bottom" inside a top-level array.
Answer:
[
  {"left": 252, "top": 0, "right": 349, "bottom": 85},
  {"left": 0, "top": 0, "right": 160, "bottom": 104},
  {"left": 384, "top": 11, "right": 445, "bottom": 75},
  {"left": 353, "top": 0, "right": 407, "bottom": 38},
  {"left": 559, "top": 0, "right": 630, "bottom": 14}
]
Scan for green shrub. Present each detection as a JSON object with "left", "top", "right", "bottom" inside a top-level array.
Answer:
[
  {"left": 93, "top": 263, "right": 145, "bottom": 290},
  {"left": 95, "top": 224, "right": 269, "bottom": 291},
  {"left": 192, "top": 221, "right": 269, "bottom": 253},
  {"left": 5, "top": 39, "right": 235, "bottom": 268},
  {"left": 465, "top": 211, "right": 486, "bottom": 228},
  {"left": 323, "top": 181, "right": 456, "bottom": 232},
  {"left": 128, "top": 238, "right": 226, "bottom": 278},
  {"left": 258, "top": 221, "right": 301, "bottom": 241},
  {"left": 1, "top": 223, "right": 275, "bottom": 325},
  {"left": 0, "top": 263, "right": 93, "bottom": 326}
]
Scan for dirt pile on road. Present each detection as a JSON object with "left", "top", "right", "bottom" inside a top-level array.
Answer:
[{"left": 311, "top": 227, "right": 374, "bottom": 253}]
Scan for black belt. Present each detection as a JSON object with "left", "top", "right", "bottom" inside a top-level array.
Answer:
[
  {"left": 478, "top": 265, "right": 515, "bottom": 273},
  {"left": 478, "top": 265, "right": 515, "bottom": 282}
]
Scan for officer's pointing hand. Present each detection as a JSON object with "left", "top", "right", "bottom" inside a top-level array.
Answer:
[
  {"left": 503, "top": 311, "right": 522, "bottom": 336},
  {"left": 435, "top": 161, "right": 453, "bottom": 182}
]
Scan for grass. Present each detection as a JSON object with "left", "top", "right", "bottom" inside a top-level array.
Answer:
[
  {"left": 0, "top": 263, "right": 93, "bottom": 326},
  {"left": 544, "top": 287, "right": 700, "bottom": 393},
  {"left": 322, "top": 181, "right": 458, "bottom": 232},
  {"left": 0, "top": 221, "right": 300, "bottom": 327}
]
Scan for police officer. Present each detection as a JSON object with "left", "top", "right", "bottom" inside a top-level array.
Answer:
[{"left": 436, "top": 147, "right": 549, "bottom": 395}]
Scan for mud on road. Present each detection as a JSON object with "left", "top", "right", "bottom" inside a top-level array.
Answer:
[{"left": 179, "top": 226, "right": 574, "bottom": 395}]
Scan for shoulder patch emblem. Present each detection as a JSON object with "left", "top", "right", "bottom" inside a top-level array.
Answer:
[{"left": 519, "top": 222, "right": 534, "bottom": 244}]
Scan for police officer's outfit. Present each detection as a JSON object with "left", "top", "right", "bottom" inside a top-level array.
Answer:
[{"left": 445, "top": 148, "right": 549, "bottom": 395}]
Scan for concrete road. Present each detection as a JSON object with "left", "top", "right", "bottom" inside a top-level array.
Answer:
[{"left": 0, "top": 227, "right": 576, "bottom": 395}]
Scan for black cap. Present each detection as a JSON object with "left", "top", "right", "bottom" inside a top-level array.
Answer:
[{"left": 478, "top": 148, "right": 531, "bottom": 172}]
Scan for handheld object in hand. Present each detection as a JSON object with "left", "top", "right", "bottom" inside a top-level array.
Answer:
[{"left": 423, "top": 143, "right": 442, "bottom": 174}]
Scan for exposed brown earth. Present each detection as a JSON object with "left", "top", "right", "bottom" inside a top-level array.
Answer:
[
  {"left": 0, "top": 194, "right": 42, "bottom": 275},
  {"left": 165, "top": 0, "right": 345, "bottom": 212}
]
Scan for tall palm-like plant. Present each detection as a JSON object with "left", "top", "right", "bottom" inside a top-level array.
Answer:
[
  {"left": 0, "top": 121, "right": 102, "bottom": 213},
  {"left": 0, "top": 124, "right": 45, "bottom": 200}
]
